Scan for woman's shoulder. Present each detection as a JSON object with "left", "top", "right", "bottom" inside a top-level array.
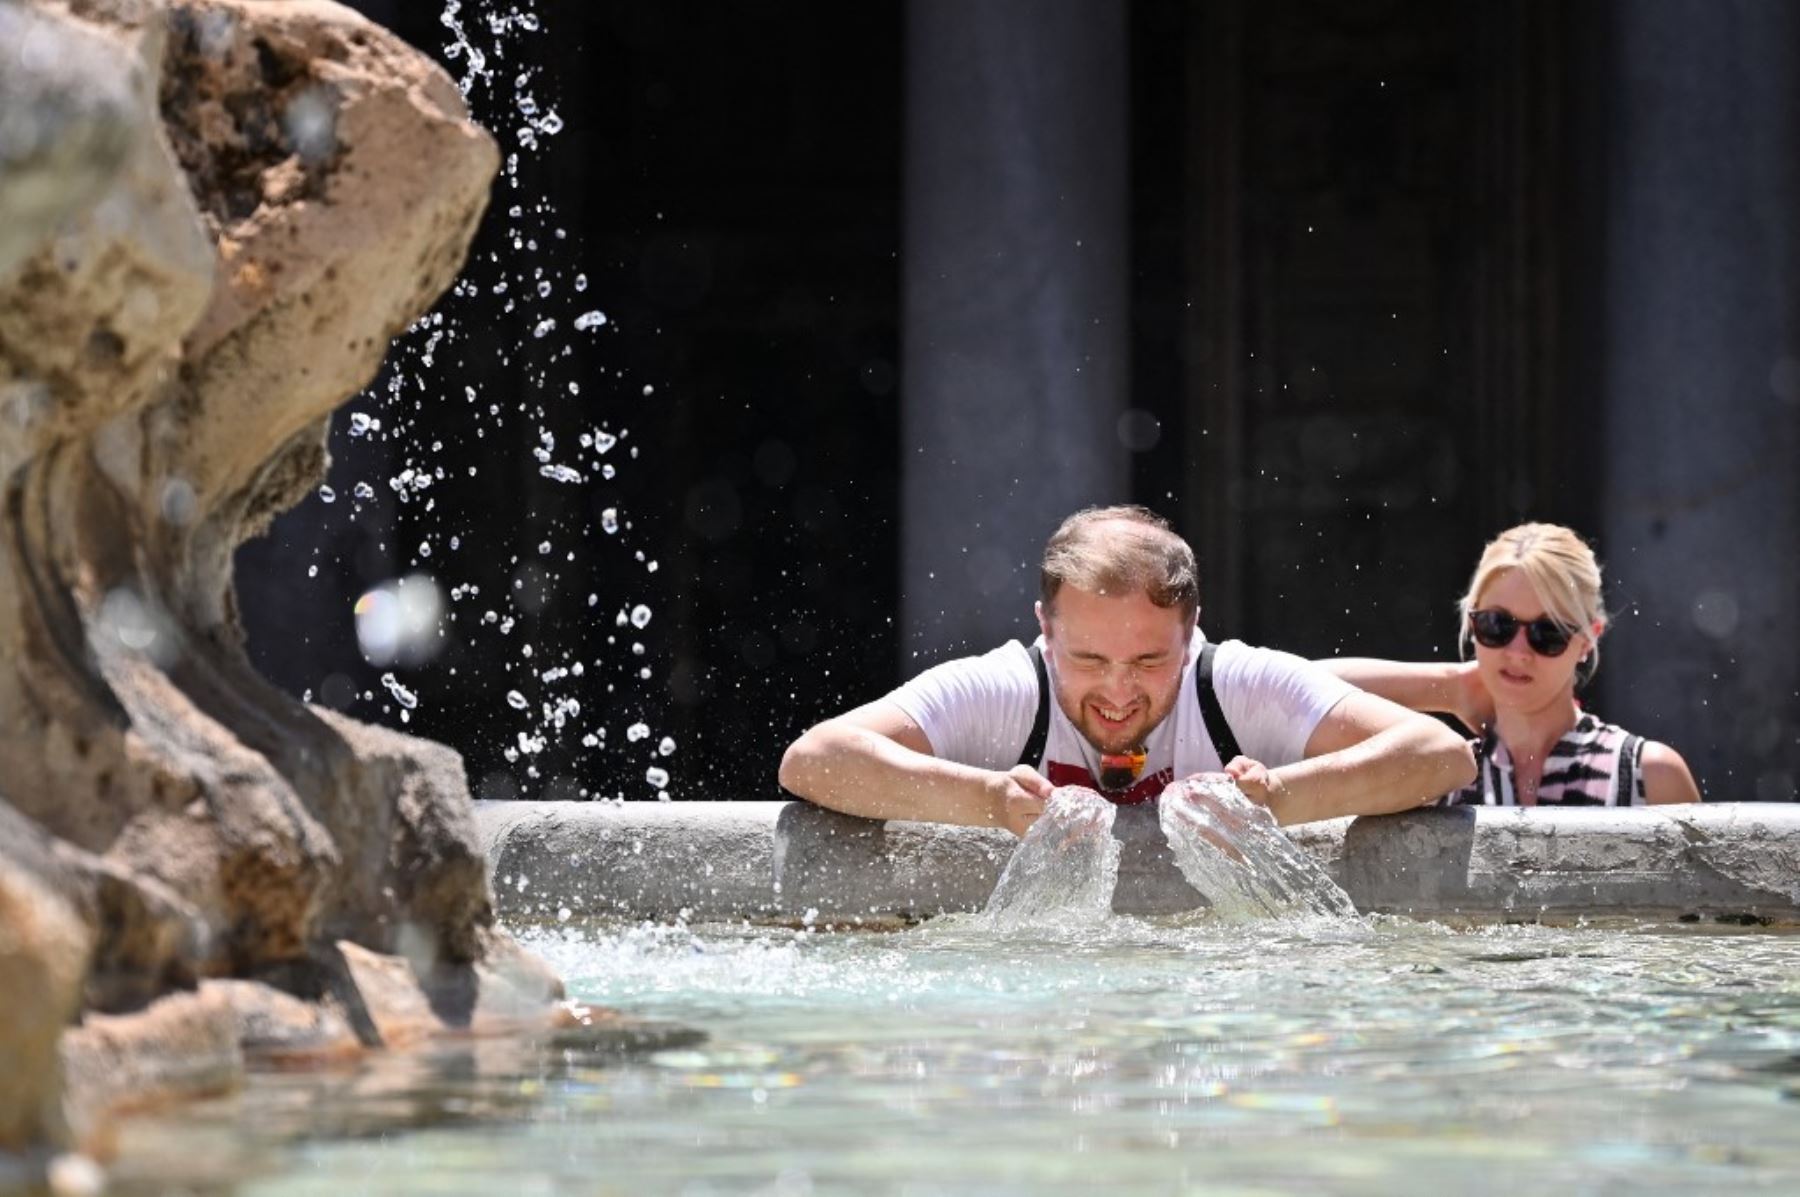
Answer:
[
  {"left": 1637, "top": 739, "right": 1703, "bottom": 804},
  {"left": 1580, "top": 712, "right": 1702, "bottom": 803}
]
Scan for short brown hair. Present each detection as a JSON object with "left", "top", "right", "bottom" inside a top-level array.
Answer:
[{"left": 1039, "top": 505, "right": 1200, "bottom": 623}]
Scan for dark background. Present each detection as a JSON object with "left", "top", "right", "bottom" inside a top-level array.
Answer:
[
  {"left": 241, "top": 2, "right": 907, "bottom": 802},
  {"left": 237, "top": 1, "right": 1799, "bottom": 804}
]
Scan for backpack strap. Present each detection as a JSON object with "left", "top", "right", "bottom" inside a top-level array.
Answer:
[
  {"left": 1017, "top": 643, "right": 1052, "bottom": 769},
  {"left": 1616, "top": 733, "right": 1645, "bottom": 806},
  {"left": 1196, "top": 641, "right": 1243, "bottom": 765}
]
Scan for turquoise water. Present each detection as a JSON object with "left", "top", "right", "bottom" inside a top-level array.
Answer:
[{"left": 110, "top": 914, "right": 1800, "bottom": 1194}]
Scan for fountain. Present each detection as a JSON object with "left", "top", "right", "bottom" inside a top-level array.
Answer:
[
  {"left": 5, "top": 1, "right": 1800, "bottom": 1192},
  {"left": 0, "top": 0, "right": 565, "bottom": 1171}
]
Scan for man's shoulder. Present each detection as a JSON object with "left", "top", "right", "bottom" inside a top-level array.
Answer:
[
  {"left": 1209, "top": 637, "right": 1349, "bottom": 696},
  {"left": 887, "top": 637, "right": 1042, "bottom": 767},
  {"left": 1209, "top": 637, "right": 1288, "bottom": 677},
  {"left": 897, "top": 638, "right": 1038, "bottom": 693}
]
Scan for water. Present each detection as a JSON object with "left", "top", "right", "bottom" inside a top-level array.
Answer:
[
  {"left": 1160, "top": 777, "right": 1359, "bottom": 920},
  {"left": 260, "top": 0, "right": 681, "bottom": 806},
  {"left": 980, "top": 787, "right": 1120, "bottom": 931},
  {"left": 105, "top": 916, "right": 1800, "bottom": 1194}
]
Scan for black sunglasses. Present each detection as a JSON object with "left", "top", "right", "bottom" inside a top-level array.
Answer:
[{"left": 1468, "top": 608, "right": 1579, "bottom": 657}]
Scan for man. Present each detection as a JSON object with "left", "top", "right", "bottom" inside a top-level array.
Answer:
[{"left": 780, "top": 506, "right": 1476, "bottom": 835}]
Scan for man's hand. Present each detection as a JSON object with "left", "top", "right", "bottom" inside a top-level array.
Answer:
[
  {"left": 1160, "top": 775, "right": 1275, "bottom": 863},
  {"left": 989, "top": 764, "right": 1055, "bottom": 837},
  {"left": 1220, "top": 756, "right": 1287, "bottom": 810}
]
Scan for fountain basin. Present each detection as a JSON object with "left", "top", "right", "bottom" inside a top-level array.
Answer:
[{"left": 478, "top": 800, "right": 1800, "bottom": 926}]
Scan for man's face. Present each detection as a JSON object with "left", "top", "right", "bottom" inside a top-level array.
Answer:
[{"left": 1038, "top": 585, "right": 1192, "bottom": 755}]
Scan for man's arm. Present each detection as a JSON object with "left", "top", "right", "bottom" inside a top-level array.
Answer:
[
  {"left": 778, "top": 700, "right": 1053, "bottom": 835},
  {"left": 1229, "top": 692, "right": 1476, "bottom": 825}
]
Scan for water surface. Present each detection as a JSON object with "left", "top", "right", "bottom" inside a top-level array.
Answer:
[{"left": 111, "top": 914, "right": 1800, "bottom": 1194}]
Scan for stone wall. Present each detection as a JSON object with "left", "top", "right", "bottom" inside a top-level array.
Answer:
[{"left": 480, "top": 800, "right": 1800, "bottom": 927}]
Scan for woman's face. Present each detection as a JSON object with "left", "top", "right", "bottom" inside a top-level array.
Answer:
[{"left": 1470, "top": 567, "right": 1594, "bottom": 715}]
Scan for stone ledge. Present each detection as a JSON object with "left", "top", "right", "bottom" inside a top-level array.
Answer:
[{"left": 477, "top": 800, "right": 1800, "bottom": 926}]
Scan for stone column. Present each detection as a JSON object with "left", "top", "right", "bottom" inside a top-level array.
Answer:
[
  {"left": 901, "top": 0, "right": 1129, "bottom": 660},
  {"left": 1597, "top": 0, "right": 1800, "bottom": 801}
]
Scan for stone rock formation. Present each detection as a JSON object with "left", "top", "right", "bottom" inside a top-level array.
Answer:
[
  {"left": 0, "top": 0, "right": 564, "bottom": 1163},
  {"left": 0, "top": 812, "right": 91, "bottom": 1156}
]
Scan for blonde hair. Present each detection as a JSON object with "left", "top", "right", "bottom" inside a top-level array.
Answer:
[
  {"left": 1040, "top": 505, "right": 1199, "bottom": 624},
  {"left": 1458, "top": 522, "right": 1608, "bottom": 666}
]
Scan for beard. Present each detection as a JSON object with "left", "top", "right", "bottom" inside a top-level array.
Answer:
[{"left": 1066, "top": 687, "right": 1177, "bottom": 757}]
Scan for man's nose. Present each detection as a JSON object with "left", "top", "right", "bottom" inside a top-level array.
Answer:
[{"left": 1099, "top": 662, "right": 1140, "bottom": 695}]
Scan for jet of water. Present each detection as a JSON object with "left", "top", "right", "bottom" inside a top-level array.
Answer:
[
  {"left": 980, "top": 786, "right": 1121, "bottom": 931},
  {"left": 1157, "top": 776, "right": 1357, "bottom": 920}
]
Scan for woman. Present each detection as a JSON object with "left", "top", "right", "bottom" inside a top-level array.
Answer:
[{"left": 1324, "top": 523, "right": 1701, "bottom": 806}]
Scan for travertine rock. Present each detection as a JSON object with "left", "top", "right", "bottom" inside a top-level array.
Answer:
[
  {"left": 0, "top": 822, "right": 91, "bottom": 1154},
  {"left": 0, "top": 0, "right": 503, "bottom": 978},
  {"left": 0, "top": 3, "right": 139, "bottom": 281},
  {"left": 0, "top": 0, "right": 565, "bottom": 1161},
  {"left": 60, "top": 986, "right": 243, "bottom": 1150},
  {"left": 0, "top": 799, "right": 202, "bottom": 1016}
]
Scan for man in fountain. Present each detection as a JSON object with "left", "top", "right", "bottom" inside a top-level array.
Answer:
[{"left": 780, "top": 505, "right": 1476, "bottom": 835}]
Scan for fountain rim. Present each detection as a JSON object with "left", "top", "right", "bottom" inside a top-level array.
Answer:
[{"left": 477, "top": 799, "right": 1800, "bottom": 929}]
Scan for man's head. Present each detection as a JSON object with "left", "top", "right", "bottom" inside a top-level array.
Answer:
[{"left": 1035, "top": 506, "right": 1200, "bottom": 754}]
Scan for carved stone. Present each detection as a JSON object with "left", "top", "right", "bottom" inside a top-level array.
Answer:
[{"left": 0, "top": 0, "right": 564, "bottom": 1161}]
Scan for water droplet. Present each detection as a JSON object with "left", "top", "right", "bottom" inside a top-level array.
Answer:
[
  {"left": 645, "top": 765, "right": 669, "bottom": 788},
  {"left": 506, "top": 690, "right": 529, "bottom": 710},
  {"left": 319, "top": 484, "right": 337, "bottom": 503},
  {"left": 630, "top": 604, "right": 652, "bottom": 628},
  {"left": 353, "top": 575, "right": 444, "bottom": 666},
  {"left": 574, "top": 310, "right": 607, "bottom": 331},
  {"left": 379, "top": 672, "right": 419, "bottom": 709},
  {"left": 626, "top": 722, "right": 649, "bottom": 742},
  {"left": 658, "top": 736, "right": 676, "bottom": 757}
]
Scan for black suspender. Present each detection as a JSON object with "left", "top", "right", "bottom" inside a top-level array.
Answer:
[
  {"left": 1016, "top": 643, "right": 1052, "bottom": 768},
  {"left": 1195, "top": 641, "right": 1242, "bottom": 765},
  {"left": 1616, "top": 733, "right": 1645, "bottom": 806},
  {"left": 1014, "top": 640, "right": 1241, "bottom": 769}
]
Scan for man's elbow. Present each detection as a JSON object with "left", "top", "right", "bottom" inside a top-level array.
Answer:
[
  {"left": 780, "top": 720, "right": 853, "bottom": 801},
  {"left": 1417, "top": 716, "right": 1477, "bottom": 791},
  {"left": 777, "top": 727, "right": 823, "bottom": 798}
]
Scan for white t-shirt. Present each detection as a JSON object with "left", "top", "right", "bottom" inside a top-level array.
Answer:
[{"left": 886, "top": 629, "right": 1353, "bottom": 804}]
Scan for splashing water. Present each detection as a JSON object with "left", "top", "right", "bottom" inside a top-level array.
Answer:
[
  {"left": 287, "top": 0, "right": 679, "bottom": 798},
  {"left": 979, "top": 787, "right": 1121, "bottom": 932},
  {"left": 1158, "top": 777, "right": 1357, "bottom": 920}
]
